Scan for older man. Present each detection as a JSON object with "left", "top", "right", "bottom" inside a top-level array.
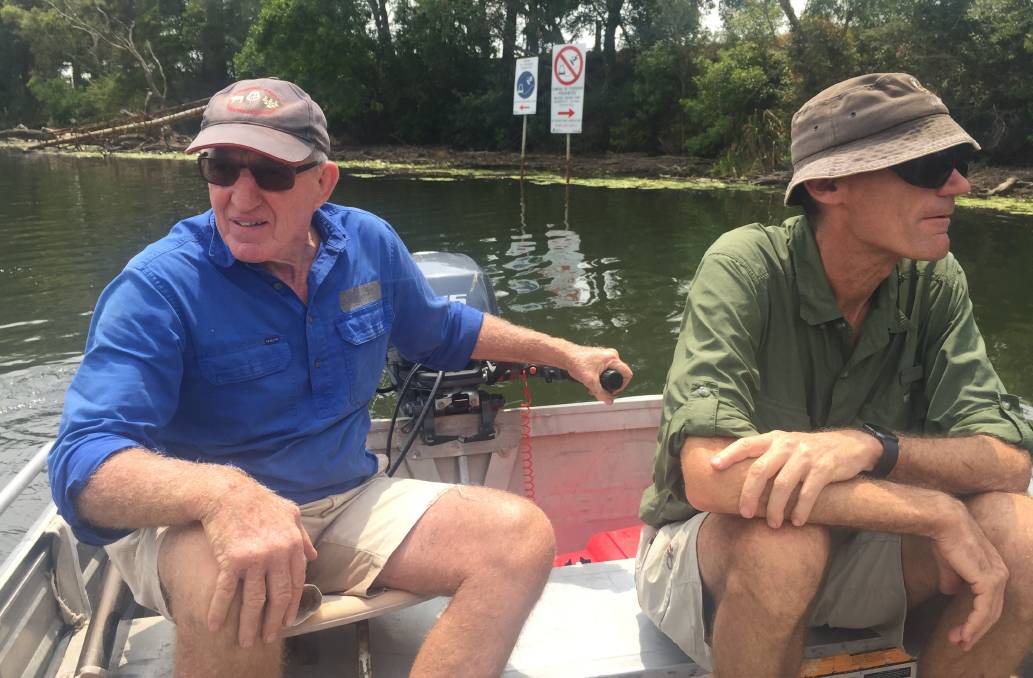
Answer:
[
  {"left": 49, "top": 78, "right": 632, "bottom": 678},
  {"left": 636, "top": 73, "right": 1033, "bottom": 676}
]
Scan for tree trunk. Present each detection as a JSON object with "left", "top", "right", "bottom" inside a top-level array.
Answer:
[
  {"left": 502, "top": 0, "right": 518, "bottom": 61},
  {"left": 525, "top": 0, "right": 540, "bottom": 55},
  {"left": 27, "top": 105, "right": 205, "bottom": 150},
  {"left": 778, "top": 0, "right": 800, "bottom": 32},
  {"left": 200, "top": 0, "right": 228, "bottom": 89},
  {"left": 604, "top": 0, "right": 623, "bottom": 71},
  {"left": 367, "top": 0, "right": 392, "bottom": 52}
]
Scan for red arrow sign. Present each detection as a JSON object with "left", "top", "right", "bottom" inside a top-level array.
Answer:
[{"left": 559, "top": 108, "right": 575, "bottom": 117}]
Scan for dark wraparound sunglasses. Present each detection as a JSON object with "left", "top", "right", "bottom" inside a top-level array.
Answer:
[
  {"left": 890, "top": 145, "right": 971, "bottom": 189},
  {"left": 198, "top": 154, "right": 319, "bottom": 191}
]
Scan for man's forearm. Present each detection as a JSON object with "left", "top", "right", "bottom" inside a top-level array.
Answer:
[
  {"left": 470, "top": 313, "right": 579, "bottom": 367},
  {"left": 683, "top": 437, "right": 959, "bottom": 538},
  {"left": 76, "top": 448, "right": 260, "bottom": 530},
  {"left": 890, "top": 433, "right": 1031, "bottom": 496}
]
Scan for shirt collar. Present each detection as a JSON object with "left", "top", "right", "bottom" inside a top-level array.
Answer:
[
  {"left": 206, "top": 211, "right": 236, "bottom": 268},
  {"left": 313, "top": 204, "right": 348, "bottom": 253},
  {"left": 204, "top": 203, "right": 349, "bottom": 268},
  {"left": 789, "top": 215, "right": 909, "bottom": 362},
  {"left": 790, "top": 215, "right": 842, "bottom": 326}
]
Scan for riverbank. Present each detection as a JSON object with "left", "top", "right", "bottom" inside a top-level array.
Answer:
[{"left": 6, "top": 141, "right": 1033, "bottom": 215}]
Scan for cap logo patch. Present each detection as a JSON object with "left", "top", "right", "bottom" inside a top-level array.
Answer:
[{"left": 226, "top": 88, "right": 283, "bottom": 116}]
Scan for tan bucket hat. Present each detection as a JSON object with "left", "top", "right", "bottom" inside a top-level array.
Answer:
[
  {"left": 186, "top": 78, "right": 330, "bottom": 163},
  {"left": 785, "top": 73, "right": 979, "bottom": 205}
]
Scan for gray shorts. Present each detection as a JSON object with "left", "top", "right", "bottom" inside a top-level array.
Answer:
[
  {"left": 105, "top": 472, "right": 453, "bottom": 625},
  {"left": 634, "top": 512, "right": 907, "bottom": 671}
]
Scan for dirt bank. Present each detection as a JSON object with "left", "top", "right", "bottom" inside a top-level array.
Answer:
[
  {"left": 333, "top": 144, "right": 1033, "bottom": 201},
  {"left": 6, "top": 140, "right": 1033, "bottom": 213}
]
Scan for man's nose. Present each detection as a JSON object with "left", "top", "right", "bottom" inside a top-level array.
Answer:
[
  {"left": 939, "top": 168, "right": 970, "bottom": 197},
  {"left": 229, "top": 168, "right": 263, "bottom": 207}
]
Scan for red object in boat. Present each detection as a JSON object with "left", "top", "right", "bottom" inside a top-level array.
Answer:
[{"left": 553, "top": 524, "right": 643, "bottom": 567}]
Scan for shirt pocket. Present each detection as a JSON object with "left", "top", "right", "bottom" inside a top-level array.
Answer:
[
  {"left": 198, "top": 339, "right": 292, "bottom": 385},
  {"left": 336, "top": 301, "right": 390, "bottom": 408},
  {"left": 189, "top": 338, "right": 298, "bottom": 431},
  {"left": 858, "top": 365, "right": 925, "bottom": 431}
]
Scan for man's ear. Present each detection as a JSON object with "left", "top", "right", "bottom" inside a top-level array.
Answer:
[
  {"left": 316, "top": 161, "right": 340, "bottom": 203},
  {"left": 803, "top": 178, "right": 842, "bottom": 206}
]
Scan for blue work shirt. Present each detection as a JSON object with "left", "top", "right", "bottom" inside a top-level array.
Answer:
[{"left": 50, "top": 203, "right": 484, "bottom": 545}]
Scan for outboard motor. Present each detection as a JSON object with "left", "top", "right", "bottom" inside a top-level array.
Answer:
[
  {"left": 383, "top": 251, "right": 623, "bottom": 476},
  {"left": 385, "top": 252, "right": 511, "bottom": 451}
]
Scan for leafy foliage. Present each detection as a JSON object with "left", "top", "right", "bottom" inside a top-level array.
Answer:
[{"left": 2, "top": 0, "right": 1032, "bottom": 167}]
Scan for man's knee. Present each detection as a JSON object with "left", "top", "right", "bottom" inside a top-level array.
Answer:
[
  {"left": 713, "top": 518, "right": 831, "bottom": 618},
  {"left": 473, "top": 489, "right": 556, "bottom": 575},
  {"left": 160, "top": 524, "right": 223, "bottom": 631},
  {"left": 967, "top": 491, "right": 1033, "bottom": 617}
]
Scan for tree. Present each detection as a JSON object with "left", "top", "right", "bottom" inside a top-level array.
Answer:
[
  {"left": 177, "top": 0, "right": 262, "bottom": 95},
  {"left": 0, "top": 8, "right": 36, "bottom": 125},
  {"left": 40, "top": 0, "right": 169, "bottom": 105},
  {"left": 235, "top": 0, "right": 381, "bottom": 137}
]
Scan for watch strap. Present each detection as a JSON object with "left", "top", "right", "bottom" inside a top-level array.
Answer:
[{"left": 864, "top": 423, "right": 899, "bottom": 478}]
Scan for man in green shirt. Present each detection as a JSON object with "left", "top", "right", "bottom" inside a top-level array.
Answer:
[{"left": 636, "top": 72, "right": 1033, "bottom": 677}]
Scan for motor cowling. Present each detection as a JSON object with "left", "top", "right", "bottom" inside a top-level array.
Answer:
[{"left": 385, "top": 252, "right": 506, "bottom": 446}]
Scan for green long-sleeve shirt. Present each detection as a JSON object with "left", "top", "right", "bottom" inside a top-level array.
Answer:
[{"left": 640, "top": 215, "right": 1033, "bottom": 529}]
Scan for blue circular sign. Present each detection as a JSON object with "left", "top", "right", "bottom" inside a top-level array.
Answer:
[{"left": 517, "top": 71, "right": 535, "bottom": 99}]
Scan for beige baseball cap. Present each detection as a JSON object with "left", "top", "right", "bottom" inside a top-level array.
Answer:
[
  {"left": 186, "top": 78, "right": 330, "bottom": 163},
  {"left": 785, "top": 73, "right": 979, "bottom": 205}
]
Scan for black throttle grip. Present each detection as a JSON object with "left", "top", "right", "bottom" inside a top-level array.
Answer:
[{"left": 600, "top": 368, "right": 624, "bottom": 394}]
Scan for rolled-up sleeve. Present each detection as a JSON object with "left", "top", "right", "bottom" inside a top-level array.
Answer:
[
  {"left": 641, "top": 251, "right": 766, "bottom": 527},
  {"left": 660, "top": 253, "right": 764, "bottom": 458},
  {"left": 49, "top": 267, "right": 186, "bottom": 545},
  {"left": 383, "top": 231, "right": 484, "bottom": 371},
  {"left": 922, "top": 258, "right": 1033, "bottom": 455}
]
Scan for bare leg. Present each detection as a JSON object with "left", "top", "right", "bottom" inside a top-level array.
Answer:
[
  {"left": 907, "top": 492, "right": 1033, "bottom": 677},
  {"left": 697, "top": 514, "right": 831, "bottom": 678},
  {"left": 160, "top": 525, "right": 284, "bottom": 678},
  {"left": 373, "top": 486, "right": 555, "bottom": 677}
]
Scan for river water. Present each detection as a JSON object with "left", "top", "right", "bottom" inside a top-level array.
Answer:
[{"left": 1, "top": 151, "right": 1032, "bottom": 561}]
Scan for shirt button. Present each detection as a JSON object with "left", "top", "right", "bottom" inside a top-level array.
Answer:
[
  {"left": 840, "top": 371, "right": 849, "bottom": 379},
  {"left": 307, "top": 314, "right": 315, "bottom": 324},
  {"left": 1003, "top": 401, "right": 1012, "bottom": 411},
  {"left": 314, "top": 359, "right": 322, "bottom": 369},
  {"left": 273, "top": 282, "right": 284, "bottom": 290},
  {"left": 695, "top": 386, "right": 711, "bottom": 397}
]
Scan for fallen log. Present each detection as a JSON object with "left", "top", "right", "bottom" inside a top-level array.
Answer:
[
  {"left": 45, "top": 98, "right": 210, "bottom": 139},
  {"left": 26, "top": 105, "right": 205, "bottom": 151},
  {"left": 0, "top": 127, "right": 54, "bottom": 141},
  {"left": 987, "top": 176, "right": 1019, "bottom": 197}
]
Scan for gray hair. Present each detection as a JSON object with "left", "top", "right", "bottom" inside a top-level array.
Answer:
[{"left": 304, "top": 149, "right": 328, "bottom": 165}]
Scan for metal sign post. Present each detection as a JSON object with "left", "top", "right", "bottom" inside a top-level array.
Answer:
[
  {"left": 566, "top": 134, "right": 571, "bottom": 185},
  {"left": 550, "top": 44, "right": 586, "bottom": 183},
  {"left": 513, "top": 56, "right": 539, "bottom": 178}
]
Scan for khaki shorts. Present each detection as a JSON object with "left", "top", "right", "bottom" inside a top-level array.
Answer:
[
  {"left": 105, "top": 472, "right": 453, "bottom": 625},
  {"left": 635, "top": 512, "right": 907, "bottom": 671}
]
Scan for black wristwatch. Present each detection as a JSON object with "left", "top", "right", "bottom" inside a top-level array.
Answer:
[{"left": 862, "top": 422, "right": 899, "bottom": 478}]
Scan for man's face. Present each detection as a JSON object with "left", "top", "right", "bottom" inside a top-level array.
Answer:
[
  {"left": 835, "top": 163, "right": 970, "bottom": 263},
  {"left": 206, "top": 148, "right": 336, "bottom": 265}
]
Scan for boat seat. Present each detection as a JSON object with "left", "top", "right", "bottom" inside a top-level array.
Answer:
[{"left": 282, "top": 588, "right": 431, "bottom": 638}]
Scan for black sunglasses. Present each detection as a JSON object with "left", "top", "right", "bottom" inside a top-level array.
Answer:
[
  {"left": 890, "top": 145, "right": 971, "bottom": 189},
  {"left": 198, "top": 154, "right": 319, "bottom": 192}
]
